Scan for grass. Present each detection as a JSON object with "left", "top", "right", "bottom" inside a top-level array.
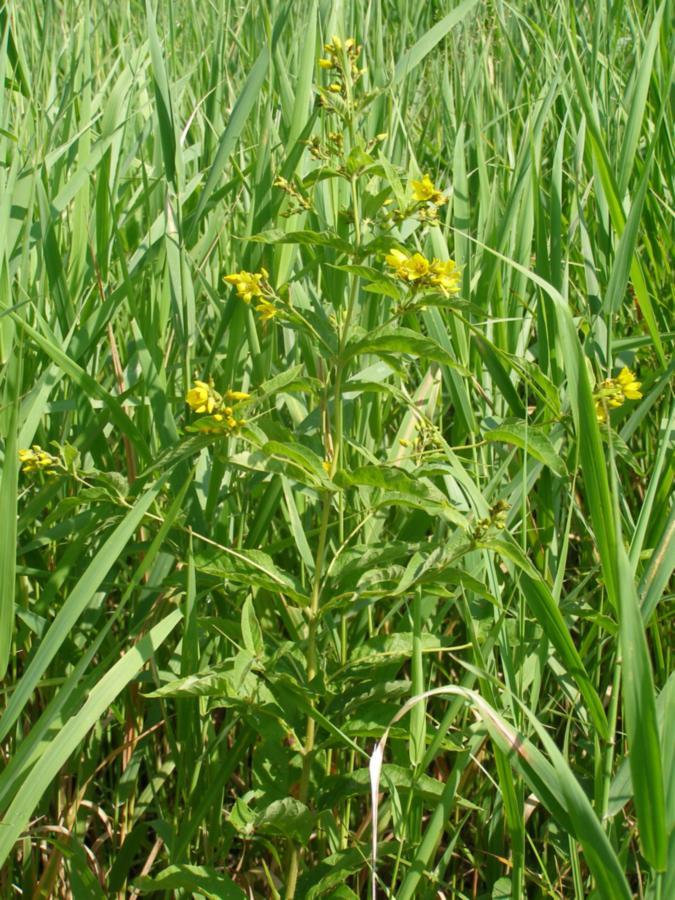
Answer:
[{"left": 0, "top": 0, "right": 673, "bottom": 897}]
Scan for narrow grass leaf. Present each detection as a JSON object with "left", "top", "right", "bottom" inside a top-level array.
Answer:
[
  {"left": 393, "top": 0, "right": 479, "bottom": 85},
  {"left": 0, "top": 476, "right": 166, "bottom": 741},
  {"left": 134, "top": 864, "right": 245, "bottom": 898},
  {"left": 0, "top": 610, "right": 182, "bottom": 868},
  {"left": 0, "top": 346, "right": 19, "bottom": 677},
  {"left": 616, "top": 538, "right": 666, "bottom": 868}
]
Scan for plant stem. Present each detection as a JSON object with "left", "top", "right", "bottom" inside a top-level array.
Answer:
[
  {"left": 599, "top": 656, "right": 622, "bottom": 820},
  {"left": 285, "top": 491, "right": 332, "bottom": 898}
]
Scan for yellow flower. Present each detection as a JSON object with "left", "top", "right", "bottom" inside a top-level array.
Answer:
[
  {"left": 186, "top": 380, "right": 217, "bottom": 414},
  {"left": 411, "top": 174, "right": 446, "bottom": 206},
  {"left": 428, "top": 259, "right": 461, "bottom": 296},
  {"left": 255, "top": 299, "right": 279, "bottom": 322},
  {"left": 402, "top": 253, "right": 431, "bottom": 280},
  {"left": 593, "top": 367, "right": 642, "bottom": 422},
  {"left": 328, "top": 83, "right": 342, "bottom": 93},
  {"left": 384, "top": 248, "right": 408, "bottom": 271},
  {"left": 318, "top": 58, "right": 333, "bottom": 69},
  {"left": 616, "top": 367, "right": 642, "bottom": 400},
  {"left": 386, "top": 249, "right": 430, "bottom": 281},
  {"left": 18, "top": 445, "right": 59, "bottom": 475},
  {"left": 223, "top": 268, "right": 268, "bottom": 303}
]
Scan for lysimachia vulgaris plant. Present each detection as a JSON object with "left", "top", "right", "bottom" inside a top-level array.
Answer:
[{"left": 172, "top": 33, "right": 479, "bottom": 897}]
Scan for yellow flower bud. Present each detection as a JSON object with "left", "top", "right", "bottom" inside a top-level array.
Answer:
[{"left": 225, "top": 390, "right": 250, "bottom": 402}]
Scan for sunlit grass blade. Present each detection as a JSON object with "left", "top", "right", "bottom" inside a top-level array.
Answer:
[
  {"left": 0, "top": 344, "right": 19, "bottom": 678},
  {"left": 615, "top": 533, "right": 666, "bottom": 868},
  {"left": 0, "top": 476, "right": 166, "bottom": 741},
  {"left": 0, "top": 610, "right": 182, "bottom": 868}
]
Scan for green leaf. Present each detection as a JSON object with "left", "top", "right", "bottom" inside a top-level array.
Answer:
[
  {"left": 483, "top": 419, "right": 566, "bottom": 476},
  {"left": 12, "top": 314, "right": 151, "bottom": 464},
  {"left": 334, "top": 464, "right": 436, "bottom": 498},
  {"left": 247, "top": 228, "right": 353, "bottom": 255},
  {"left": 134, "top": 864, "right": 245, "bottom": 899},
  {"left": 197, "top": 547, "right": 310, "bottom": 606},
  {"left": 188, "top": 5, "right": 291, "bottom": 234},
  {"left": 374, "top": 688, "right": 631, "bottom": 900},
  {"left": 241, "top": 596, "right": 264, "bottom": 657},
  {"left": 345, "top": 146, "right": 374, "bottom": 175},
  {"left": 0, "top": 476, "right": 167, "bottom": 741},
  {"left": 263, "top": 439, "right": 334, "bottom": 490},
  {"left": 0, "top": 611, "right": 182, "bottom": 867},
  {"left": 345, "top": 327, "right": 464, "bottom": 371},
  {"left": 0, "top": 346, "right": 19, "bottom": 678},
  {"left": 0, "top": 474, "right": 192, "bottom": 812},
  {"left": 616, "top": 3, "right": 665, "bottom": 196},
  {"left": 145, "top": 0, "right": 177, "bottom": 186},
  {"left": 639, "top": 503, "right": 675, "bottom": 622},
  {"left": 393, "top": 0, "right": 480, "bottom": 84},
  {"left": 616, "top": 538, "right": 666, "bottom": 868},
  {"left": 322, "top": 763, "right": 445, "bottom": 807},
  {"left": 480, "top": 535, "right": 608, "bottom": 739},
  {"left": 255, "top": 797, "right": 315, "bottom": 843},
  {"left": 254, "top": 364, "right": 306, "bottom": 400},
  {"left": 145, "top": 651, "right": 259, "bottom": 701}
]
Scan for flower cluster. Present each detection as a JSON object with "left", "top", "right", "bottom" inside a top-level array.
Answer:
[
  {"left": 385, "top": 249, "right": 461, "bottom": 297},
  {"left": 274, "top": 175, "right": 312, "bottom": 216},
  {"left": 185, "top": 381, "right": 249, "bottom": 434},
  {"left": 224, "top": 268, "right": 267, "bottom": 303},
  {"left": 472, "top": 499, "right": 510, "bottom": 540},
  {"left": 317, "top": 36, "right": 366, "bottom": 111},
  {"left": 593, "top": 367, "right": 642, "bottom": 422},
  {"left": 319, "top": 36, "right": 362, "bottom": 82},
  {"left": 19, "top": 445, "right": 60, "bottom": 475},
  {"left": 411, "top": 174, "right": 446, "bottom": 207},
  {"left": 224, "top": 268, "right": 280, "bottom": 321},
  {"left": 306, "top": 130, "right": 344, "bottom": 163},
  {"left": 399, "top": 419, "right": 444, "bottom": 458}
]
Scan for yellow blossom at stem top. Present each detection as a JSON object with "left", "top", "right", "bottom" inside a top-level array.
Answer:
[
  {"left": 223, "top": 268, "right": 268, "bottom": 303},
  {"left": 386, "top": 248, "right": 461, "bottom": 297},
  {"left": 385, "top": 249, "right": 430, "bottom": 281},
  {"left": 186, "top": 380, "right": 217, "bottom": 414},
  {"left": 18, "top": 446, "right": 59, "bottom": 475},
  {"left": 593, "top": 367, "right": 642, "bottom": 422},
  {"left": 410, "top": 174, "right": 446, "bottom": 206}
]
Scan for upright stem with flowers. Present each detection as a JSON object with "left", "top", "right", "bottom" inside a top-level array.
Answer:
[{"left": 215, "top": 33, "right": 464, "bottom": 895}]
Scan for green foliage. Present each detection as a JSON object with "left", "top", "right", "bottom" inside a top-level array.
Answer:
[{"left": 0, "top": 0, "right": 672, "bottom": 898}]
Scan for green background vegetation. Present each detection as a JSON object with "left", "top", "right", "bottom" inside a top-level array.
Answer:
[{"left": 0, "top": 0, "right": 672, "bottom": 897}]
